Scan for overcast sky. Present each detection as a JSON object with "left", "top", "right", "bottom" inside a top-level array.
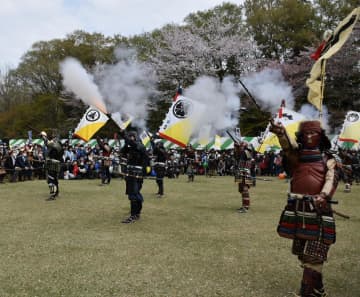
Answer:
[{"left": 0, "top": 0, "right": 244, "bottom": 69}]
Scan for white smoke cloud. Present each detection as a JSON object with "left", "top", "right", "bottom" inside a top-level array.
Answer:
[
  {"left": 299, "top": 104, "right": 330, "bottom": 132},
  {"left": 184, "top": 75, "right": 240, "bottom": 139},
  {"left": 59, "top": 57, "right": 108, "bottom": 113},
  {"left": 240, "top": 68, "right": 294, "bottom": 113},
  {"left": 60, "top": 48, "right": 157, "bottom": 130},
  {"left": 96, "top": 47, "right": 158, "bottom": 129}
]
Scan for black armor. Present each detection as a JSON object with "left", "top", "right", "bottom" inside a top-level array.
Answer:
[
  {"left": 43, "top": 136, "right": 63, "bottom": 200},
  {"left": 120, "top": 130, "right": 148, "bottom": 223},
  {"left": 152, "top": 141, "right": 167, "bottom": 197}
]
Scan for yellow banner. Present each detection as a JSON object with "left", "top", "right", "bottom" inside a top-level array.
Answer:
[
  {"left": 73, "top": 107, "right": 109, "bottom": 141},
  {"left": 214, "top": 135, "right": 221, "bottom": 150},
  {"left": 111, "top": 112, "right": 133, "bottom": 130},
  {"left": 306, "top": 7, "right": 360, "bottom": 110},
  {"left": 139, "top": 130, "right": 151, "bottom": 147},
  {"left": 158, "top": 96, "right": 205, "bottom": 147},
  {"left": 338, "top": 111, "right": 360, "bottom": 144}
]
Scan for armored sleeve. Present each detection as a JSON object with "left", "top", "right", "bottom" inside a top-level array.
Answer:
[
  {"left": 276, "top": 130, "right": 298, "bottom": 151},
  {"left": 321, "top": 158, "right": 338, "bottom": 199}
]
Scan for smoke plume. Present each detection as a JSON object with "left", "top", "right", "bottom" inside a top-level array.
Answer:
[
  {"left": 184, "top": 75, "right": 240, "bottom": 139},
  {"left": 96, "top": 47, "right": 157, "bottom": 129},
  {"left": 299, "top": 104, "right": 330, "bottom": 132},
  {"left": 60, "top": 48, "right": 157, "bottom": 130},
  {"left": 59, "top": 57, "right": 108, "bottom": 114},
  {"left": 240, "top": 68, "right": 294, "bottom": 114}
]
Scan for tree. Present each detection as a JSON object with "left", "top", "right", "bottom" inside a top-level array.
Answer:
[
  {"left": 1, "top": 2, "right": 357, "bottom": 137},
  {"left": 185, "top": 2, "right": 264, "bottom": 79},
  {"left": 148, "top": 2, "right": 264, "bottom": 91},
  {"left": 0, "top": 67, "right": 32, "bottom": 112},
  {"left": 312, "top": 0, "right": 359, "bottom": 37},
  {"left": 244, "top": 0, "right": 316, "bottom": 59},
  {"left": 0, "top": 94, "right": 67, "bottom": 138},
  {"left": 13, "top": 31, "right": 118, "bottom": 97},
  {"left": 145, "top": 3, "right": 266, "bottom": 132},
  {"left": 1, "top": 31, "right": 121, "bottom": 136}
]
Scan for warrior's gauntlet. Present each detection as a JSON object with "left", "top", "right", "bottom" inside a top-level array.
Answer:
[
  {"left": 269, "top": 120, "right": 285, "bottom": 136},
  {"left": 314, "top": 192, "right": 328, "bottom": 211}
]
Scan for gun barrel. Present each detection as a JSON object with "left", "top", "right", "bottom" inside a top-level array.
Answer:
[
  {"left": 226, "top": 130, "right": 238, "bottom": 144},
  {"left": 238, "top": 79, "right": 261, "bottom": 110}
]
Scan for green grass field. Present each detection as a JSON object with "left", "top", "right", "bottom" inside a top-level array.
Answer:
[{"left": 0, "top": 175, "right": 359, "bottom": 297}]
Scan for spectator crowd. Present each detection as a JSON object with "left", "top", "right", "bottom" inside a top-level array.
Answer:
[{"left": 1, "top": 139, "right": 359, "bottom": 186}]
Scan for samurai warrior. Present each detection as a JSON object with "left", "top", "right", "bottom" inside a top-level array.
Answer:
[
  {"left": 185, "top": 144, "right": 196, "bottom": 182},
  {"left": 337, "top": 149, "right": 359, "bottom": 192},
  {"left": 40, "top": 131, "right": 63, "bottom": 201},
  {"left": 270, "top": 120, "right": 339, "bottom": 297},
  {"left": 119, "top": 130, "right": 148, "bottom": 223},
  {"left": 97, "top": 137, "right": 112, "bottom": 185},
  {"left": 233, "top": 141, "right": 253, "bottom": 213},
  {"left": 151, "top": 139, "right": 167, "bottom": 197},
  {"left": 207, "top": 149, "right": 217, "bottom": 177}
]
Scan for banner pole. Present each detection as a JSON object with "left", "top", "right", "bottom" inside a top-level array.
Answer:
[{"left": 319, "top": 59, "right": 327, "bottom": 121}]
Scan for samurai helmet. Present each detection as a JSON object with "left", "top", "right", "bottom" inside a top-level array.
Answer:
[
  {"left": 298, "top": 120, "right": 322, "bottom": 134},
  {"left": 296, "top": 120, "right": 330, "bottom": 150}
]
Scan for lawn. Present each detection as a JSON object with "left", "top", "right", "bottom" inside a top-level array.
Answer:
[{"left": 0, "top": 175, "right": 359, "bottom": 297}]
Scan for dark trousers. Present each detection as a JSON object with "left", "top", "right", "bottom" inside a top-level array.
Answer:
[
  {"left": 101, "top": 165, "right": 111, "bottom": 184},
  {"left": 47, "top": 170, "right": 59, "bottom": 195},
  {"left": 126, "top": 176, "right": 144, "bottom": 217},
  {"left": 130, "top": 200, "right": 143, "bottom": 216},
  {"left": 156, "top": 178, "right": 164, "bottom": 195}
]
